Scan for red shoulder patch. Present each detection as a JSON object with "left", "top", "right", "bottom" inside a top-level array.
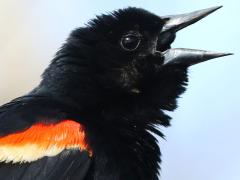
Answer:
[{"left": 0, "top": 120, "right": 92, "bottom": 163}]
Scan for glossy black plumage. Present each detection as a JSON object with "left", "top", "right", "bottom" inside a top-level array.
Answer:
[
  {"left": 0, "top": 6, "right": 230, "bottom": 180},
  {"left": 0, "top": 150, "right": 90, "bottom": 180}
]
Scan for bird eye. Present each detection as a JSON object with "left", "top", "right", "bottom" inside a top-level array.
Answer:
[{"left": 120, "top": 33, "right": 142, "bottom": 51}]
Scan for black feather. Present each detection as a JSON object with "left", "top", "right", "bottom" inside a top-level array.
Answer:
[
  {"left": 0, "top": 7, "right": 192, "bottom": 180},
  {"left": 0, "top": 150, "right": 91, "bottom": 180}
]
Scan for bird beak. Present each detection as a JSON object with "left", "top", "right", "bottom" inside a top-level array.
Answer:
[
  {"left": 159, "top": 6, "right": 233, "bottom": 66},
  {"left": 162, "top": 48, "right": 232, "bottom": 66},
  {"left": 161, "top": 6, "right": 222, "bottom": 33}
]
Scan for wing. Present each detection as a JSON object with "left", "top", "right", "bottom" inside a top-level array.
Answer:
[{"left": 0, "top": 96, "right": 92, "bottom": 180}]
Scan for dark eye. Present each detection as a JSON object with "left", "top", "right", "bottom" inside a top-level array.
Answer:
[{"left": 120, "top": 33, "right": 142, "bottom": 51}]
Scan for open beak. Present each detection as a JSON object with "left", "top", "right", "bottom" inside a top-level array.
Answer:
[{"left": 159, "top": 6, "right": 232, "bottom": 66}]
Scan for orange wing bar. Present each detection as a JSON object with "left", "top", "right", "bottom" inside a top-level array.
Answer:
[{"left": 0, "top": 120, "right": 92, "bottom": 163}]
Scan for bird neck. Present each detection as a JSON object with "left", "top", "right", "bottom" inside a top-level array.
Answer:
[{"left": 83, "top": 104, "right": 164, "bottom": 180}]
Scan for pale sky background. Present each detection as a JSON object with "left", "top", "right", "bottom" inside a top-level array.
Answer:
[{"left": 0, "top": 0, "right": 239, "bottom": 180}]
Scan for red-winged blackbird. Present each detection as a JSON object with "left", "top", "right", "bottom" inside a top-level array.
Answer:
[{"left": 0, "top": 6, "right": 231, "bottom": 180}]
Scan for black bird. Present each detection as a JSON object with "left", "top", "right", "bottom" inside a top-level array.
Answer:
[{"left": 0, "top": 6, "right": 231, "bottom": 180}]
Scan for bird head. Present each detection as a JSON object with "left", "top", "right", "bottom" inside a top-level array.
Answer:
[{"left": 45, "top": 6, "right": 231, "bottom": 111}]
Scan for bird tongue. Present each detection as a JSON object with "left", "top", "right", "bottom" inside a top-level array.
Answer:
[{"left": 156, "top": 6, "right": 233, "bottom": 66}]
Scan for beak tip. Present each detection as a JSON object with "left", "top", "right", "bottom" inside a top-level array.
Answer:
[
  {"left": 222, "top": 52, "right": 233, "bottom": 56},
  {"left": 197, "top": 5, "right": 223, "bottom": 18},
  {"left": 212, "top": 5, "right": 223, "bottom": 10},
  {"left": 206, "top": 5, "right": 223, "bottom": 14},
  {"left": 212, "top": 52, "right": 234, "bottom": 58},
  {"left": 203, "top": 51, "right": 233, "bottom": 61}
]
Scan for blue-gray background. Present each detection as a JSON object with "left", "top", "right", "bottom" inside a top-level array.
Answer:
[{"left": 0, "top": 0, "right": 239, "bottom": 179}]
